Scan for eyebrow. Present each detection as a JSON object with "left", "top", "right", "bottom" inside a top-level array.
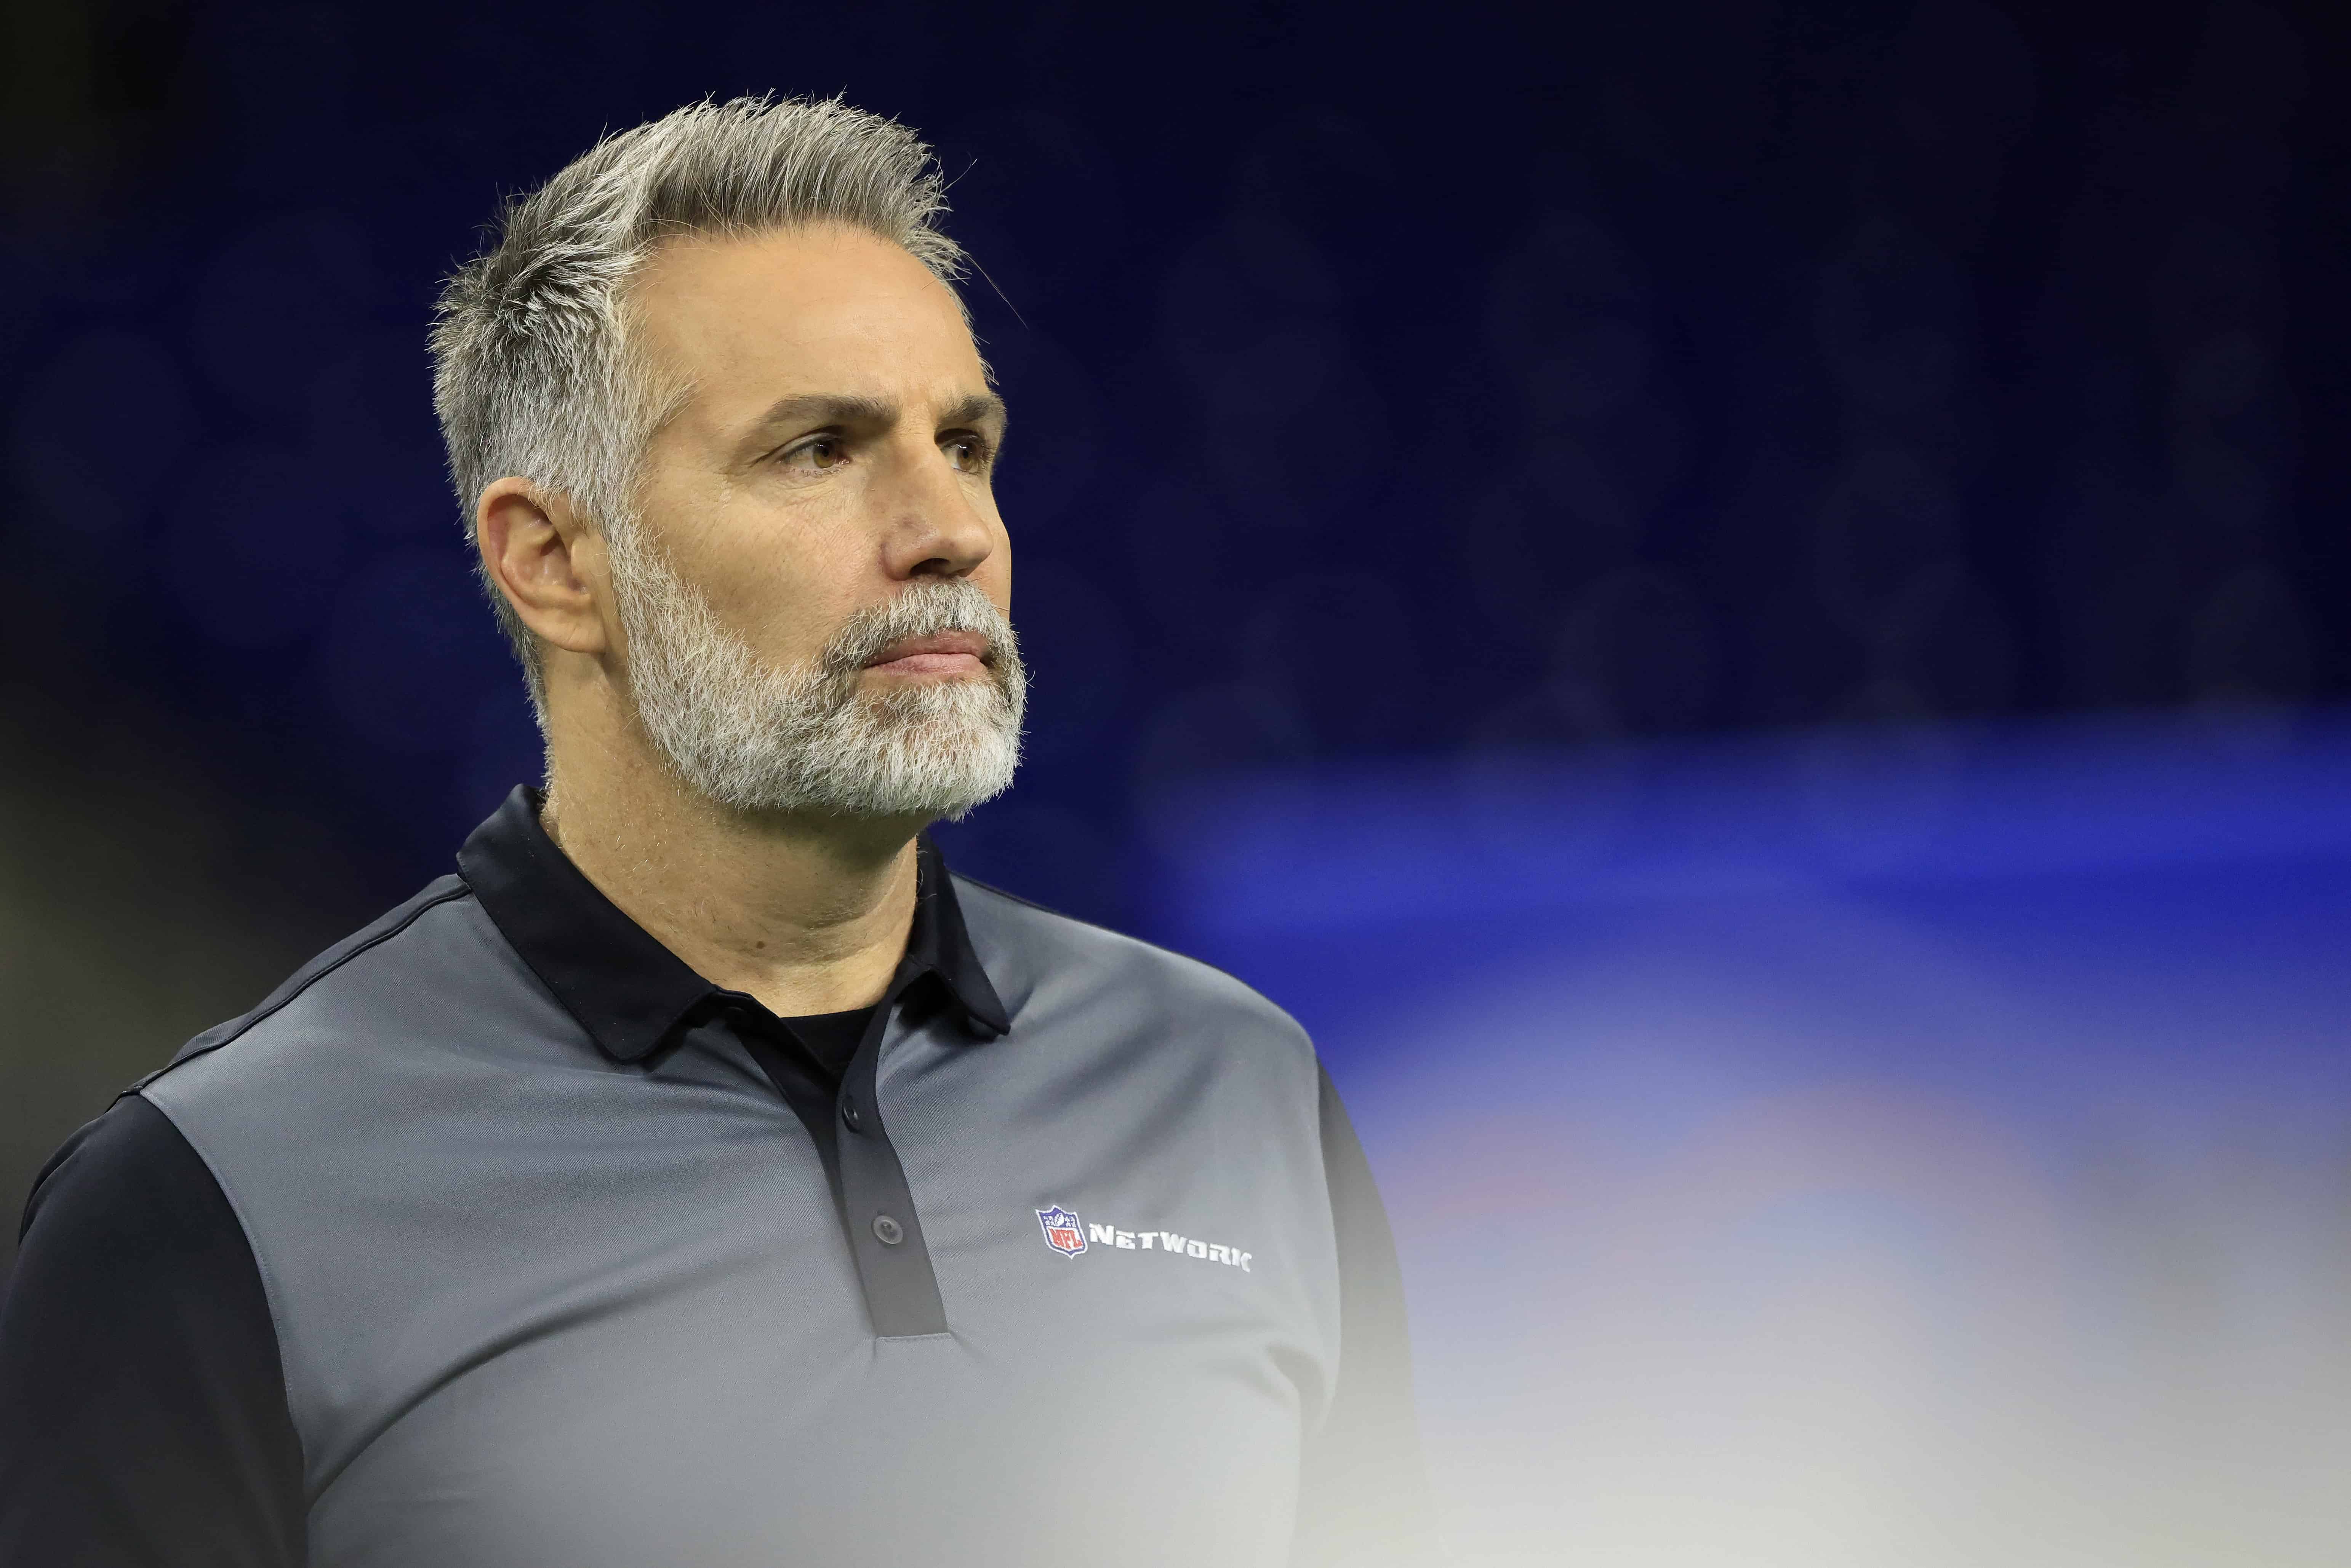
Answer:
[
  {"left": 747, "top": 390, "right": 1007, "bottom": 439},
  {"left": 936, "top": 392, "right": 1007, "bottom": 431}
]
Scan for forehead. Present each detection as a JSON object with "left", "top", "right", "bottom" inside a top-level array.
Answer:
[{"left": 629, "top": 225, "right": 984, "bottom": 414}]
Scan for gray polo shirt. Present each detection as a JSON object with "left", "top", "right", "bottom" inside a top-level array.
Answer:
[{"left": 0, "top": 788, "right": 1431, "bottom": 1566}]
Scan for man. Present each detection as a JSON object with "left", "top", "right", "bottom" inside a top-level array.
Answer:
[{"left": 0, "top": 97, "right": 1431, "bottom": 1566}]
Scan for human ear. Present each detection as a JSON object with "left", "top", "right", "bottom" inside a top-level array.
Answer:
[{"left": 475, "top": 478, "right": 611, "bottom": 656}]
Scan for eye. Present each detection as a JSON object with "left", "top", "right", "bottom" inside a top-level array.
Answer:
[
  {"left": 780, "top": 434, "right": 848, "bottom": 470},
  {"left": 942, "top": 435, "right": 992, "bottom": 473}
]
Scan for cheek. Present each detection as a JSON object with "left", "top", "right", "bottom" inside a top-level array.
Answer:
[
  {"left": 720, "top": 550, "right": 844, "bottom": 654},
  {"left": 651, "top": 503, "right": 842, "bottom": 657}
]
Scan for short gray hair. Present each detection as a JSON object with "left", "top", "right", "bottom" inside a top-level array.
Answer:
[{"left": 428, "top": 95, "right": 968, "bottom": 711}]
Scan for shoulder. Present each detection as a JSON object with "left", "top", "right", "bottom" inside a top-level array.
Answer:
[
  {"left": 950, "top": 873, "right": 1314, "bottom": 1059},
  {"left": 139, "top": 873, "right": 553, "bottom": 1119}
]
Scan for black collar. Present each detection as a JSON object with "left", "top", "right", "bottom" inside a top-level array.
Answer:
[{"left": 456, "top": 787, "right": 1008, "bottom": 1064}]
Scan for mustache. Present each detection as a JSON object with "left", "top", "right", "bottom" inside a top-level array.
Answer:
[{"left": 817, "top": 579, "right": 1018, "bottom": 681}]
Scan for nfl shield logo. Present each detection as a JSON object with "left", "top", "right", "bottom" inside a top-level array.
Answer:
[{"left": 1035, "top": 1205, "right": 1086, "bottom": 1258}]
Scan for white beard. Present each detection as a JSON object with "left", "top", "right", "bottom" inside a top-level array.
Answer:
[{"left": 606, "top": 528, "right": 1026, "bottom": 821}]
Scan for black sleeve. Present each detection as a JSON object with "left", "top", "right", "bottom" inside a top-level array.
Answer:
[
  {"left": 0, "top": 1094, "right": 305, "bottom": 1568},
  {"left": 1292, "top": 1064, "right": 1442, "bottom": 1567}
]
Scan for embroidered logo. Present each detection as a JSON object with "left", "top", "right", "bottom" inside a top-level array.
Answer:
[
  {"left": 1035, "top": 1205, "right": 1087, "bottom": 1258},
  {"left": 1032, "top": 1206, "right": 1252, "bottom": 1272}
]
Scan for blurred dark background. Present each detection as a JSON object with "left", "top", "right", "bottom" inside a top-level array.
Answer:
[{"left": 1, "top": 0, "right": 2344, "bottom": 1270}]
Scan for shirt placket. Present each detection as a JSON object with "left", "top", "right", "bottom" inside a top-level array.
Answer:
[
  {"left": 831, "top": 977, "right": 950, "bottom": 1337},
  {"left": 733, "top": 963, "right": 951, "bottom": 1341}
]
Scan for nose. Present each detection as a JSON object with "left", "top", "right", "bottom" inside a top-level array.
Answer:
[{"left": 878, "top": 436, "right": 996, "bottom": 583}]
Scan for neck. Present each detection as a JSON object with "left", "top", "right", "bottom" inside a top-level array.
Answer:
[{"left": 539, "top": 736, "right": 926, "bottom": 1020}]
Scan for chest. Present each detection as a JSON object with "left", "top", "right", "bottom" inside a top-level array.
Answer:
[{"left": 283, "top": 1026, "right": 1337, "bottom": 1565}]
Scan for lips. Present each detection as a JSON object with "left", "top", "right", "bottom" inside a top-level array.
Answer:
[{"left": 863, "top": 629, "right": 991, "bottom": 677}]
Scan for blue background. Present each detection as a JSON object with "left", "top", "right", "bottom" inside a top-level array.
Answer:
[{"left": 1147, "top": 712, "right": 2351, "bottom": 1558}]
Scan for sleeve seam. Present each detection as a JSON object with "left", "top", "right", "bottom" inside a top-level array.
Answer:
[{"left": 130, "top": 1092, "right": 314, "bottom": 1497}]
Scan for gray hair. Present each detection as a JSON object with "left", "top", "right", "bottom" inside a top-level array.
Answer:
[{"left": 428, "top": 94, "right": 968, "bottom": 712}]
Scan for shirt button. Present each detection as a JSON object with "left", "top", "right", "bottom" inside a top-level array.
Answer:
[
  {"left": 871, "top": 1214, "right": 904, "bottom": 1246},
  {"left": 841, "top": 1101, "right": 863, "bottom": 1130}
]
